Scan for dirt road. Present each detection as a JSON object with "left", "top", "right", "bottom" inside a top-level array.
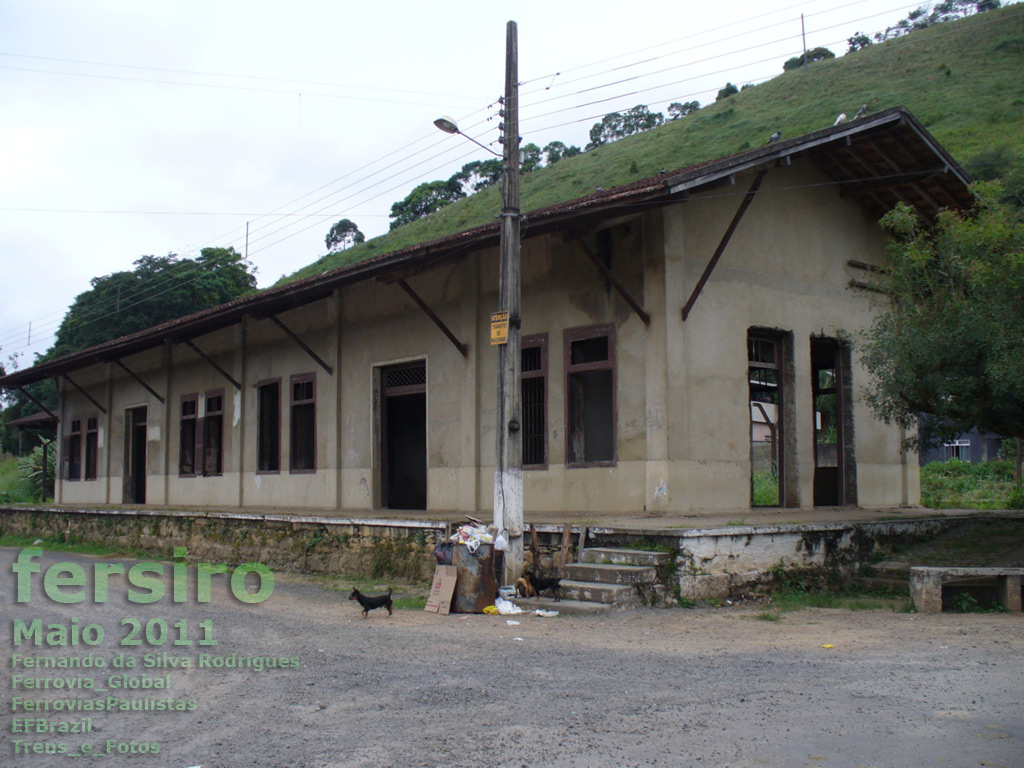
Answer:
[{"left": 3, "top": 547, "right": 1022, "bottom": 768}]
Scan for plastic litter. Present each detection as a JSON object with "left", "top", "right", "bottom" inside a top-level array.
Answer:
[
  {"left": 450, "top": 524, "right": 493, "bottom": 555},
  {"left": 533, "top": 609, "right": 559, "bottom": 618},
  {"left": 506, "top": 620, "right": 520, "bottom": 626},
  {"left": 493, "top": 528, "right": 509, "bottom": 551},
  {"left": 482, "top": 605, "right": 498, "bottom": 615},
  {"left": 495, "top": 597, "right": 524, "bottom": 615}
]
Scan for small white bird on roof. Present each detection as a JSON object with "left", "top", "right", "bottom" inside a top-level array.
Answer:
[
  {"left": 834, "top": 112, "right": 848, "bottom": 125},
  {"left": 767, "top": 130, "right": 782, "bottom": 144}
]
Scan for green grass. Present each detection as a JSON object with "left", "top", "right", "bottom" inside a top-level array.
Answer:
[
  {"left": 752, "top": 471, "right": 780, "bottom": 507},
  {"left": 769, "top": 587, "right": 913, "bottom": 613},
  {"left": 886, "top": 517, "right": 1024, "bottom": 567},
  {"left": 280, "top": 6, "right": 1024, "bottom": 285},
  {"left": 920, "top": 459, "right": 1021, "bottom": 509},
  {"left": 0, "top": 455, "right": 40, "bottom": 504},
  {"left": 0, "top": 533, "right": 148, "bottom": 559}
]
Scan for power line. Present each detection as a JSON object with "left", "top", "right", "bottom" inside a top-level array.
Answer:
[{"left": 1, "top": 2, "right": 1003, "bottom": 357}]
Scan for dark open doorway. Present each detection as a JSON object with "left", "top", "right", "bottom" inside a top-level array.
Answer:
[
  {"left": 123, "top": 406, "right": 147, "bottom": 504},
  {"left": 381, "top": 363, "right": 427, "bottom": 510},
  {"left": 812, "top": 338, "right": 856, "bottom": 506}
]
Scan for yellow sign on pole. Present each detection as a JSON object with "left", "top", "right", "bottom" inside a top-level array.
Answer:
[{"left": 490, "top": 311, "right": 509, "bottom": 346}]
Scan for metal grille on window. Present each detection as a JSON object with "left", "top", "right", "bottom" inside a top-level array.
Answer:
[
  {"left": 522, "top": 346, "right": 542, "bottom": 373},
  {"left": 385, "top": 366, "right": 426, "bottom": 390},
  {"left": 523, "top": 377, "right": 545, "bottom": 466},
  {"left": 293, "top": 380, "right": 313, "bottom": 402}
]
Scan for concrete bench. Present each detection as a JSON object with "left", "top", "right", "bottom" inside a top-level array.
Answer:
[{"left": 909, "top": 567, "right": 1024, "bottom": 614}]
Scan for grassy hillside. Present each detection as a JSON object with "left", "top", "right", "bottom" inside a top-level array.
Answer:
[{"left": 284, "top": 5, "right": 1024, "bottom": 283}]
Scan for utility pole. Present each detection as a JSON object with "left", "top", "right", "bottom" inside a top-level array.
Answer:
[
  {"left": 801, "top": 14, "right": 809, "bottom": 70},
  {"left": 494, "top": 20, "right": 523, "bottom": 586}
]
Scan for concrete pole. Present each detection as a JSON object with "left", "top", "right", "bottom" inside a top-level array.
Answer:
[{"left": 494, "top": 20, "right": 523, "bottom": 586}]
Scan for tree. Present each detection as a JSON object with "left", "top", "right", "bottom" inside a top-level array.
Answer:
[
  {"left": 325, "top": 218, "right": 365, "bottom": 251},
  {"left": 782, "top": 47, "right": 836, "bottom": 71},
  {"left": 50, "top": 247, "right": 257, "bottom": 359},
  {"left": 388, "top": 179, "right": 465, "bottom": 230},
  {"left": 846, "top": 32, "right": 873, "bottom": 53},
  {"left": 520, "top": 143, "right": 543, "bottom": 174},
  {"left": 542, "top": 141, "right": 581, "bottom": 165},
  {"left": 716, "top": 83, "right": 739, "bottom": 102},
  {"left": 451, "top": 160, "right": 503, "bottom": 194},
  {"left": 859, "top": 187, "right": 1024, "bottom": 458},
  {"left": 668, "top": 101, "right": 701, "bottom": 120},
  {"left": 586, "top": 105, "right": 664, "bottom": 149}
]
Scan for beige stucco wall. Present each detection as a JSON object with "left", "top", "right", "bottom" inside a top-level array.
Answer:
[{"left": 55, "top": 159, "right": 918, "bottom": 516}]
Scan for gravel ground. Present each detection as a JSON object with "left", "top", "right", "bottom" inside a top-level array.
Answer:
[{"left": 3, "top": 547, "right": 1023, "bottom": 768}]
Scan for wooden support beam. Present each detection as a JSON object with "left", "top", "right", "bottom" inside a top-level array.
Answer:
[
  {"left": 113, "top": 360, "right": 165, "bottom": 403},
  {"left": 559, "top": 523, "right": 572, "bottom": 572},
  {"left": 16, "top": 387, "right": 58, "bottom": 421},
  {"left": 577, "top": 240, "right": 651, "bottom": 326},
  {"left": 682, "top": 169, "right": 768, "bottom": 321},
  {"left": 529, "top": 523, "right": 540, "bottom": 572},
  {"left": 849, "top": 279, "right": 886, "bottom": 294},
  {"left": 847, "top": 260, "right": 882, "bottom": 273},
  {"left": 184, "top": 340, "right": 241, "bottom": 390},
  {"left": 269, "top": 315, "right": 334, "bottom": 375},
  {"left": 396, "top": 279, "right": 469, "bottom": 357},
  {"left": 64, "top": 375, "right": 108, "bottom": 415}
]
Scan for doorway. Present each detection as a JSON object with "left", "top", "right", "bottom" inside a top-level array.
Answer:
[
  {"left": 380, "top": 362, "right": 427, "bottom": 510},
  {"left": 749, "top": 334, "right": 784, "bottom": 506},
  {"left": 811, "top": 339, "right": 855, "bottom": 506},
  {"left": 123, "top": 406, "right": 147, "bottom": 504}
]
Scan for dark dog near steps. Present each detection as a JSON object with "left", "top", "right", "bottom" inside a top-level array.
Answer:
[
  {"left": 525, "top": 570, "right": 561, "bottom": 602},
  {"left": 348, "top": 587, "right": 393, "bottom": 618}
]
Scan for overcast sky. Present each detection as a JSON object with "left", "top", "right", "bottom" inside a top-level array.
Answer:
[{"left": 0, "top": 0, "right": 927, "bottom": 364}]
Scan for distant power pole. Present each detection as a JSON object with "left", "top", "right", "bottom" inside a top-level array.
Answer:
[{"left": 801, "top": 14, "right": 809, "bottom": 70}]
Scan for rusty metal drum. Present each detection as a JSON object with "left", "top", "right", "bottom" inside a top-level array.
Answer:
[{"left": 451, "top": 543, "right": 498, "bottom": 613}]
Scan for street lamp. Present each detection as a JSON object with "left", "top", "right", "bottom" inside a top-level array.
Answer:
[
  {"left": 433, "top": 116, "right": 502, "bottom": 157},
  {"left": 434, "top": 21, "right": 523, "bottom": 587}
]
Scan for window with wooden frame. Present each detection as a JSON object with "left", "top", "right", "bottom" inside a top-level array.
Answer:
[
  {"left": 84, "top": 416, "right": 99, "bottom": 480},
  {"left": 257, "top": 380, "right": 281, "bottom": 473},
  {"left": 290, "top": 373, "right": 316, "bottom": 473},
  {"left": 65, "top": 418, "right": 82, "bottom": 481},
  {"left": 565, "top": 324, "right": 616, "bottom": 466},
  {"left": 202, "top": 390, "right": 224, "bottom": 477},
  {"left": 521, "top": 334, "right": 548, "bottom": 469},
  {"left": 179, "top": 394, "right": 198, "bottom": 476}
]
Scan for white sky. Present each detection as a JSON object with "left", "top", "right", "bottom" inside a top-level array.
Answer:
[{"left": 0, "top": 0, "right": 929, "bottom": 364}]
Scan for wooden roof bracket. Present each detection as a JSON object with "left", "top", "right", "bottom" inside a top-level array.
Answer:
[
  {"left": 268, "top": 315, "right": 334, "bottom": 375},
  {"left": 16, "top": 386, "right": 58, "bottom": 421},
  {"left": 184, "top": 340, "right": 241, "bottom": 390},
  {"left": 576, "top": 239, "right": 651, "bottom": 326},
  {"left": 63, "top": 374, "right": 107, "bottom": 415},
  {"left": 113, "top": 359, "right": 165, "bottom": 403},
  {"left": 395, "top": 279, "right": 469, "bottom": 358},
  {"left": 682, "top": 168, "right": 768, "bottom": 321}
]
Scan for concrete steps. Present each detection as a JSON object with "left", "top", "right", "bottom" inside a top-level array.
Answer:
[
  {"left": 510, "top": 597, "right": 615, "bottom": 616},
  {"left": 560, "top": 547, "right": 668, "bottom": 607},
  {"left": 559, "top": 579, "right": 643, "bottom": 605},
  {"left": 582, "top": 547, "right": 672, "bottom": 568},
  {"left": 562, "top": 562, "right": 658, "bottom": 585}
]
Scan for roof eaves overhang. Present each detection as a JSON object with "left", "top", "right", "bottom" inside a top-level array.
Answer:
[{"left": 0, "top": 107, "right": 971, "bottom": 391}]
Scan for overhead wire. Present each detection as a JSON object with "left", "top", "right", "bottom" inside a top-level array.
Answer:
[{"left": 0, "top": 0, "right": 988, "bottom": 357}]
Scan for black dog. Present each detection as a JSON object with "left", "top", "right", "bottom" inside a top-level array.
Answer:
[
  {"left": 525, "top": 570, "right": 561, "bottom": 602},
  {"left": 348, "top": 587, "right": 393, "bottom": 618}
]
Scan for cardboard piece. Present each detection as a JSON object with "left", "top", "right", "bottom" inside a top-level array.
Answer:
[{"left": 424, "top": 565, "right": 458, "bottom": 615}]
